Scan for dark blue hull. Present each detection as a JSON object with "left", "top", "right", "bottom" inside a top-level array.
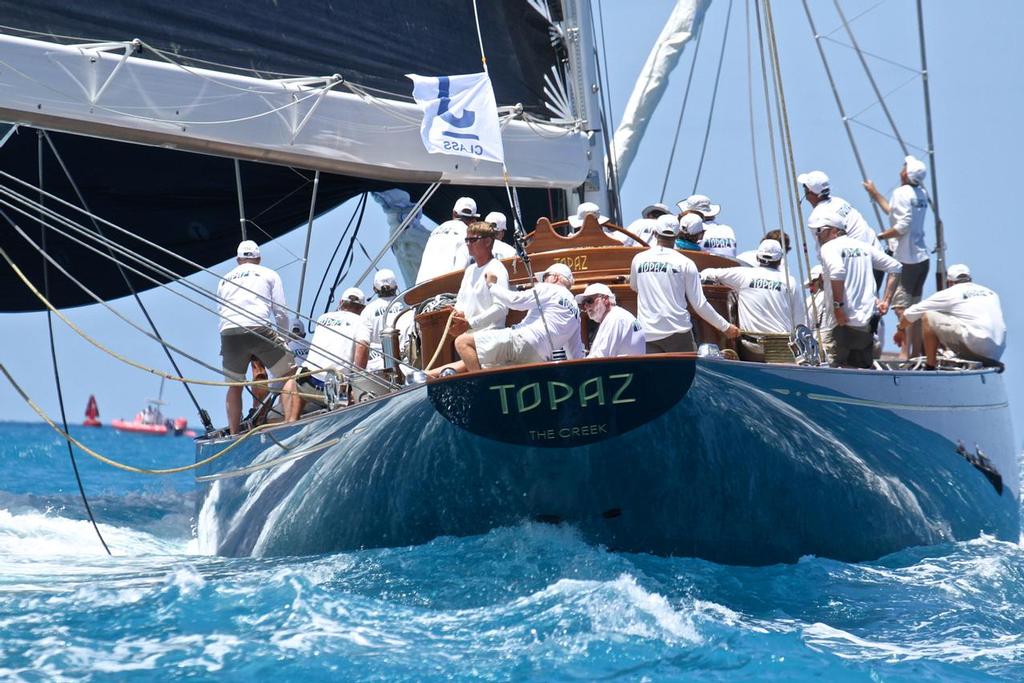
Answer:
[{"left": 194, "top": 356, "right": 1018, "bottom": 565}]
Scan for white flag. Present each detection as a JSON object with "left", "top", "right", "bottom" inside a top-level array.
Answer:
[{"left": 407, "top": 72, "right": 505, "bottom": 164}]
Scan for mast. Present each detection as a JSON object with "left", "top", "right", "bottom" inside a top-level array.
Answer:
[
  {"left": 915, "top": 0, "right": 946, "bottom": 290},
  {"left": 562, "top": 0, "right": 612, "bottom": 212}
]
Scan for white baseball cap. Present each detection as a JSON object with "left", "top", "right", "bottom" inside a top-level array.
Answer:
[
  {"left": 568, "top": 202, "right": 610, "bottom": 229},
  {"left": 756, "top": 239, "right": 784, "bottom": 263},
  {"left": 804, "top": 264, "right": 824, "bottom": 287},
  {"left": 484, "top": 211, "right": 507, "bottom": 233},
  {"left": 676, "top": 194, "right": 721, "bottom": 219},
  {"left": 654, "top": 213, "right": 681, "bottom": 238},
  {"left": 539, "top": 262, "right": 574, "bottom": 286},
  {"left": 947, "top": 263, "right": 971, "bottom": 282},
  {"left": 679, "top": 213, "right": 704, "bottom": 237},
  {"left": 340, "top": 286, "right": 366, "bottom": 305},
  {"left": 807, "top": 208, "right": 844, "bottom": 231},
  {"left": 373, "top": 268, "right": 398, "bottom": 290},
  {"left": 641, "top": 202, "right": 671, "bottom": 218},
  {"left": 236, "top": 239, "right": 260, "bottom": 259},
  {"left": 904, "top": 155, "right": 927, "bottom": 184},
  {"left": 453, "top": 196, "right": 479, "bottom": 218},
  {"left": 797, "top": 170, "right": 830, "bottom": 195},
  {"left": 575, "top": 282, "right": 615, "bottom": 304}
]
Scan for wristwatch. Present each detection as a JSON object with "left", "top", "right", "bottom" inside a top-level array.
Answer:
[{"left": 832, "top": 301, "right": 845, "bottom": 309}]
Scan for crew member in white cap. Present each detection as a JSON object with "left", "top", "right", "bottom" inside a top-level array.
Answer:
[
  {"left": 426, "top": 222, "right": 512, "bottom": 378},
  {"left": 456, "top": 262, "right": 583, "bottom": 370},
  {"left": 798, "top": 170, "right": 879, "bottom": 249},
  {"left": 897, "top": 264, "right": 1006, "bottom": 369},
  {"left": 677, "top": 194, "right": 737, "bottom": 258},
  {"left": 630, "top": 216, "right": 740, "bottom": 353},
  {"left": 701, "top": 239, "right": 806, "bottom": 342},
  {"left": 804, "top": 265, "right": 837, "bottom": 362},
  {"left": 354, "top": 269, "right": 401, "bottom": 370},
  {"left": 675, "top": 214, "right": 703, "bottom": 252},
  {"left": 576, "top": 283, "right": 645, "bottom": 357},
  {"left": 217, "top": 240, "right": 293, "bottom": 434},
  {"left": 454, "top": 210, "right": 518, "bottom": 265},
  {"left": 863, "top": 156, "right": 930, "bottom": 358},
  {"left": 620, "top": 202, "right": 671, "bottom": 247},
  {"left": 415, "top": 196, "right": 479, "bottom": 284},
  {"left": 283, "top": 287, "right": 365, "bottom": 421},
  {"left": 567, "top": 201, "right": 611, "bottom": 236},
  {"left": 811, "top": 210, "right": 902, "bottom": 368},
  {"left": 287, "top": 318, "right": 310, "bottom": 371},
  {"left": 736, "top": 229, "right": 791, "bottom": 266}
]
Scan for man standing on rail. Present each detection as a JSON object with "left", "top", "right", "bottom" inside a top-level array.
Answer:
[{"left": 217, "top": 240, "right": 293, "bottom": 434}]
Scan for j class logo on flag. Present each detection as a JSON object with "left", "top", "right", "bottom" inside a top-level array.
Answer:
[{"left": 406, "top": 72, "right": 505, "bottom": 164}]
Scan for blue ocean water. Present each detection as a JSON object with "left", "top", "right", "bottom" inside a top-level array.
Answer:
[{"left": 1, "top": 422, "right": 1022, "bottom": 681}]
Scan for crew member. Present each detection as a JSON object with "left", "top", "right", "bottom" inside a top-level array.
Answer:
[
  {"left": 737, "top": 229, "right": 790, "bottom": 266},
  {"left": 457, "top": 263, "right": 583, "bottom": 370},
  {"left": 621, "top": 202, "right": 671, "bottom": 246},
  {"left": 576, "top": 283, "right": 645, "bottom": 357},
  {"left": 897, "top": 264, "right": 1006, "bottom": 369},
  {"left": 354, "top": 269, "right": 400, "bottom": 371},
  {"left": 427, "top": 221, "right": 511, "bottom": 377},
  {"left": 811, "top": 211, "right": 902, "bottom": 368},
  {"left": 568, "top": 201, "right": 611, "bottom": 235},
  {"left": 630, "top": 216, "right": 740, "bottom": 353},
  {"left": 415, "top": 196, "right": 479, "bottom": 284},
  {"left": 798, "top": 170, "right": 879, "bottom": 249},
  {"left": 283, "top": 287, "right": 365, "bottom": 421},
  {"left": 701, "top": 238, "right": 806, "bottom": 335},
  {"left": 454, "top": 210, "right": 517, "bottom": 265},
  {"left": 674, "top": 214, "right": 703, "bottom": 251},
  {"left": 863, "top": 156, "right": 930, "bottom": 358},
  {"left": 217, "top": 240, "right": 293, "bottom": 434},
  {"left": 677, "top": 194, "right": 737, "bottom": 258}
]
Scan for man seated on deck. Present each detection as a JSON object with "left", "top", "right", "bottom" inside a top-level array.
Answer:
[
  {"left": 677, "top": 194, "right": 737, "bottom": 258},
  {"left": 415, "top": 196, "right": 479, "bottom": 284},
  {"left": 701, "top": 239, "right": 806, "bottom": 362},
  {"left": 630, "top": 215, "right": 740, "bottom": 353},
  {"left": 576, "top": 283, "right": 646, "bottom": 357},
  {"left": 282, "top": 287, "right": 365, "bottom": 421},
  {"left": 218, "top": 240, "right": 294, "bottom": 434},
  {"left": 354, "top": 269, "right": 400, "bottom": 371},
  {"left": 427, "top": 221, "right": 511, "bottom": 378},
  {"left": 810, "top": 210, "right": 902, "bottom": 369},
  {"left": 896, "top": 264, "right": 1006, "bottom": 369},
  {"left": 454, "top": 262, "right": 584, "bottom": 371}
]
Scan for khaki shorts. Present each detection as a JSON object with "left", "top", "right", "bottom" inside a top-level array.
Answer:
[
  {"left": 220, "top": 326, "right": 292, "bottom": 380},
  {"left": 892, "top": 259, "right": 929, "bottom": 309},
  {"left": 645, "top": 331, "right": 696, "bottom": 354},
  {"left": 925, "top": 311, "right": 999, "bottom": 365},
  {"left": 475, "top": 328, "right": 544, "bottom": 367}
]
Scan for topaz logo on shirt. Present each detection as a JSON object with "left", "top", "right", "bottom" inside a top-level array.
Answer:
[
  {"left": 703, "top": 237, "right": 736, "bottom": 249},
  {"left": 227, "top": 270, "right": 262, "bottom": 281},
  {"left": 749, "top": 278, "right": 783, "bottom": 291},
  {"left": 637, "top": 261, "right": 676, "bottom": 274},
  {"left": 841, "top": 247, "right": 868, "bottom": 259},
  {"left": 962, "top": 289, "right": 992, "bottom": 300}
]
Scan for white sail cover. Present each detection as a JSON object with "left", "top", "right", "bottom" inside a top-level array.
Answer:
[
  {"left": 0, "top": 34, "right": 586, "bottom": 188},
  {"left": 612, "top": 0, "right": 711, "bottom": 184}
]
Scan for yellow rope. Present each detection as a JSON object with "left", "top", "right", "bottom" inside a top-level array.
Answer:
[
  {"left": 0, "top": 363, "right": 273, "bottom": 475},
  {"left": 424, "top": 308, "right": 457, "bottom": 371},
  {"left": 2, "top": 247, "right": 319, "bottom": 388}
]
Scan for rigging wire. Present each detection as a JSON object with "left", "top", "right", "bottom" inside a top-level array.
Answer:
[
  {"left": 753, "top": 0, "right": 786, "bottom": 233},
  {"left": 41, "top": 131, "right": 212, "bottom": 431},
  {"left": 308, "top": 192, "right": 367, "bottom": 321},
  {"left": 745, "top": 0, "right": 767, "bottom": 229},
  {"left": 325, "top": 195, "right": 369, "bottom": 313},
  {"left": 658, "top": 16, "right": 706, "bottom": 203},
  {"left": 593, "top": 0, "right": 622, "bottom": 224},
  {"left": 34, "top": 132, "right": 110, "bottom": 555},
  {"left": 691, "top": 0, "right": 735, "bottom": 195}
]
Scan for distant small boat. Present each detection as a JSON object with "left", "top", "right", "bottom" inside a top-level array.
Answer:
[
  {"left": 83, "top": 394, "right": 101, "bottom": 427},
  {"left": 112, "top": 379, "right": 195, "bottom": 437}
]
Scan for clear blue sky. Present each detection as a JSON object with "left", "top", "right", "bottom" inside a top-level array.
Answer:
[{"left": 1, "top": 0, "right": 1021, "bottom": 439}]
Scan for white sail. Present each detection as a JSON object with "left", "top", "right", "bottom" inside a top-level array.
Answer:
[
  {"left": 611, "top": 0, "right": 711, "bottom": 185},
  {"left": 0, "top": 33, "right": 588, "bottom": 188}
]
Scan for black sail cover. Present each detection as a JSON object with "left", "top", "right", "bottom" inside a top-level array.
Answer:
[{"left": 0, "top": 0, "right": 567, "bottom": 311}]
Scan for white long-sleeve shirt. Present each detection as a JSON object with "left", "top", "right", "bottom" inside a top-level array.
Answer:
[
  {"left": 810, "top": 196, "right": 880, "bottom": 249},
  {"left": 903, "top": 282, "right": 1006, "bottom": 359},
  {"left": 455, "top": 258, "right": 509, "bottom": 331},
  {"left": 630, "top": 246, "right": 730, "bottom": 341},
  {"left": 304, "top": 309, "right": 361, "bottom": 380},
  {"left": 701, "top": 265, "right": 806, "bottom": 334},
  {"left": 217, "top": 262, "right": 288, "bottom": 333},
  {"left": 820, "top": 236, "right": 902, "bottom": 328},
  {"left": 489, "top": 282, "right": 584, "bottom": 360},
  {"left": 620, "top": 218, "right": 659, "bottom": 247},
  {"left": 588, "top": 305, "right": 646, "bottom": 358},
  {"left": 416, "top": 219, "right": 468, "bottom": 283},
  {"left": 888, "top": 184, "right": 929, "bottom": 264}
]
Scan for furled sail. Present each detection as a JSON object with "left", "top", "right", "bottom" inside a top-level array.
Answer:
[{"left": 0, "top": 0, "right": 577, "bottom": 311}]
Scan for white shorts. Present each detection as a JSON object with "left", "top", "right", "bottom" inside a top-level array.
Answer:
[
  {"left": 474, "top": 328, "right": 544, "bottom": 368},
  {"left": 925, "top": 311, "right": 999, "bottom": 364}
]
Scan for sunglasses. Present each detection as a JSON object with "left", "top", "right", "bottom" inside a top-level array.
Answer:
[
  {"left": 464, "top": 236, "right": 485, "bottom": 243},
  {"left": 580, "top": 295, "right": 606, "bottom": 307}
]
